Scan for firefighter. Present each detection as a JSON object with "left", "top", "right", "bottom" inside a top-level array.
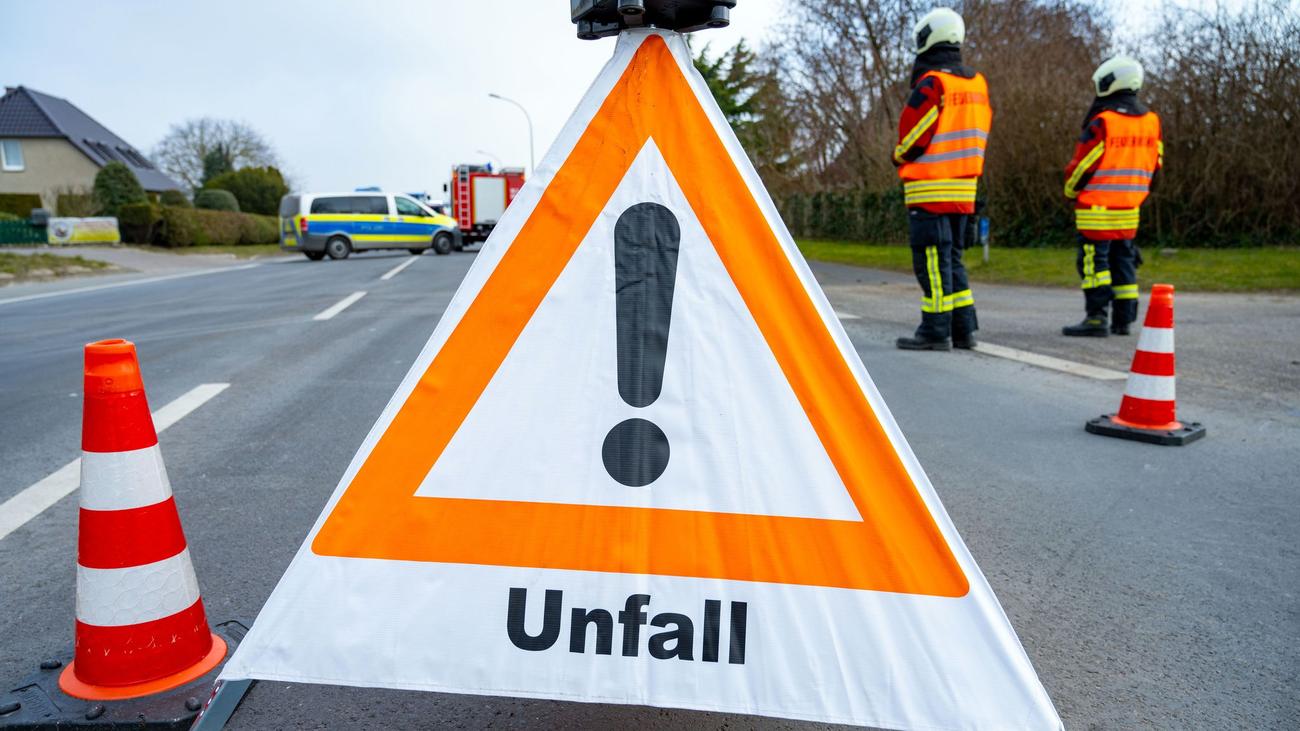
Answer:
[
  {"left": 1062, "top": 55, "right": 1162, "bottom": 336},
  {"left": 894, "top": 7, "right": 991, "bottom": 351}
]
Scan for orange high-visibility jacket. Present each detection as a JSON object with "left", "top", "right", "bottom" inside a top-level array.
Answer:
[
  {"left": 896, "top": 71, "right": 992, "bottom": 209},
  {"left": 1069, "top": 110, "right": 1162, "bottom": 239}
]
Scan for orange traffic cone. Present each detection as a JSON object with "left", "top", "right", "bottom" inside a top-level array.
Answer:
[
  {"left": 58, "top": 339, "right": 227, "bottom": 700},
  {"left": 1086, "top": 284, "right": 1206, "bottom": 446}
]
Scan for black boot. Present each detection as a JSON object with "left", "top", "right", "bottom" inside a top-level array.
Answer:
[
  {"left": 952, "top": 333, "right": 977, "bottom": 349},
  {"left": 1063, "top": 317, "right": 1109, "bottom": 337},
  {"left": 896, "top": 335, "right": 952, "bottom": 351},
  {"left": 1110, "top": 322, "right": 1130, "bottom": 335}
]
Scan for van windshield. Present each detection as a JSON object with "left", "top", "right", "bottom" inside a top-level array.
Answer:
[{"left": 278, "top": 195, "right": 300, "bottom": 217}]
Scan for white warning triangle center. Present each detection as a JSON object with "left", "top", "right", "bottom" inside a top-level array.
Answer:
[{"left": 418, "top": 139, "right": 860, "bottom": 520}]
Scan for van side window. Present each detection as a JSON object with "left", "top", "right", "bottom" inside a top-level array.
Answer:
[
  {"left": 310, "top": 197, "right": 347, "bottom": 214},
  {"left": 395, "top": 197, "right": 425, "bottom": 217},
  {"left": 363, "top": 196, "right": 390, "bottom": 215}
]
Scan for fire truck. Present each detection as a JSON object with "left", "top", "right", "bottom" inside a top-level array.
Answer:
[{"left": 444, "top": 164, "right": 526, "bottom": 247}]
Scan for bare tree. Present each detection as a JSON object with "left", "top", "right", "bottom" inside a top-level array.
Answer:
[
  {"left": 1141, "top": 0, "right": 1300, "bottom": 245},
  {"left": 152, "top": 118, "right": 279, "bottom": 192}
]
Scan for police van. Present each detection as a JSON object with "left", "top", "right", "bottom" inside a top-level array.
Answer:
[{"left": 278, "top": 192, "right": 461, "bottom": 260}]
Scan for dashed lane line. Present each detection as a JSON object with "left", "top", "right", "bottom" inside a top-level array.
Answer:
[
  {"left": 379, "top": 257, "right": 420, "bottom": 281},
  {"left": 0, "top": 264, "right": 260, "bottom": 307},
  {"left": 834, "top": 310, "right": 861, "bottom": 320},
  {"left": 0, "top": 383, "right": 230, "bottom": 542},
  {"left": 313, "top": 291, "right": 367, "bottom": 321}
]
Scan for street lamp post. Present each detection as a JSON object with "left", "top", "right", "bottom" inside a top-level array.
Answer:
[{"left": 488, "top": 92, "right": 534, "bottom": 177}]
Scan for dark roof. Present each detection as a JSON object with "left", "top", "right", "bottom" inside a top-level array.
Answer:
[{"left": 0, "top": 86, "right": 182, "bottom": 191}]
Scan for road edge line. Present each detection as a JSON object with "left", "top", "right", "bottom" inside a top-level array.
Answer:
[
  {"left": 974, "top": 341, "right": 1128, "bottom": 381},
  {"left": 0, "top": 264, "right": 260, "bottom": 307}
]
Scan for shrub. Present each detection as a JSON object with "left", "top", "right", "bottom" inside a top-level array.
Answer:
[
  {"left": 194, "top": 188, "right": 239, "bottom": 212},
  {"left": 93, "top": 162, "right": 147, "bottom": 217},
  {"left": 56, "top": 192, "right": 99, "bottom": 217},
  {"left": 206, "top": 166, "right": 288, "bottom": 216},
  {"left": 118, "top": 202, "right": 161, "bottom": 244},
  {"left": 159, "top": 189, "right": 191, "bottom": 208},
  {"left": 0, "top": 211, "right": 20, "bottom": 221},
  {"left": 157, "top": 206, "right": 278, "bottom": 247},
  {"left": 0, "top": 193, "right": 43, "bottom": 218}
]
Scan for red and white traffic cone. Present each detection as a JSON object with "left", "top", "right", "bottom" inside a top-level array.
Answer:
[
  {"left": 58, "top": 339, "right": 227, "bottom": 700},
  {"left": 1086, "top": 283, "right": 1206, "bottom": 446}
]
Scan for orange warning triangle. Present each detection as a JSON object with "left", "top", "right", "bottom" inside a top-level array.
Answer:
[{"left": 312, "top": 35, "right": 968, "bottom": 598}]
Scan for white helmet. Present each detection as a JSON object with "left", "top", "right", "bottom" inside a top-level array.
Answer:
[
  {"left": 913, "top": 8, "right": 964, "bottom": 54},
  {"left": 1093, "top": 55, "right": 1144, "bottom": 96}
]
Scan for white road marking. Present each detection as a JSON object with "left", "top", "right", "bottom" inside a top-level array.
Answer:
[
  {"left": 313, "top": 291, "right": 367, "bottom": 321},
  {"left": 379, "top": 257, "right": 419, "bottom": 281},
  {"left": 0, "top": 264, "right": 260, "bottom": 307},
  {"left": 974, "top": 342, "right": 1128, "bottom": 381},
  {"left": 834, "top": 310, "right": 861, "bottom": 320},
  {"left": 0, "top": 383, "right": 230, "bottom": 542}
]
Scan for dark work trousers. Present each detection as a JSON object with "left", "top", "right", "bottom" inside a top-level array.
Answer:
[
  {"left": 1076, "top": 236, "right": 1139, "bottom": 326},
  {"left": 909, "top": 209, "right": 979, "bottom": 341}
]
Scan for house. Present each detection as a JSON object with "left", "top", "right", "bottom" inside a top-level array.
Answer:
[{"left": 0, "top": 86, "right": 181, "bottom": 210}]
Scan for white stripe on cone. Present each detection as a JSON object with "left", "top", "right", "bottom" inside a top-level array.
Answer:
[
  {"left": 1136, "top": 326, "right": 1174, "bottom": 354},
  {"left": 79, "top": 445, "right": 173, "bottom": 511},
  {"left": 76, "top": 548, "right": 201, "bottom": 627},
  {"left": 1124, "top": 373, "right": 1176, "bottom": 402}
]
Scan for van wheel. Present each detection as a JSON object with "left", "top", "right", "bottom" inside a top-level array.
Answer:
[
  {"left": 304, "top": 251, "right": 325, "bottom": 261},
  {"left": 432, "top": 232, "right": 453, "bottom": 256},
  {"left": 325, "top": 236, "right": 351, "bottom": 260},
  {"left": 408, "top": 248, "right": 424, "bottom": 255}
]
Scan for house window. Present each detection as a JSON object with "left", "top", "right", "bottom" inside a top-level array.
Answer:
[{"left": 0, "top": 140, "right": 24, "bottom": 171}]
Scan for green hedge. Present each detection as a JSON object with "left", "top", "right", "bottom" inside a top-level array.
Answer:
[
  {"left": 118, "top": 202, "right": 161, "bottom": 244},
  {"left": 56, "top": 192, "right": 98, "bottom": 217},
  {"left": 159, "top": 189, "right": 191, "bottom": 208},
  {"left": 0, "top": 194, "right": 42, "bottom": 218},
  {"left": 156, "top": 206, "right": 277, "bottom": 246},
  {"left": 780, "top": 189, "right": 909, "bottom": 245},
  {"left": 194, "top": 189, "right": 239, "bottom": 212}
]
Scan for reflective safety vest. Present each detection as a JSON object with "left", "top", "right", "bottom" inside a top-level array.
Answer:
[
  {"left": 897, "top": 71, "right": 992, "bottom": 207},
  {"left": 1075, "top": 110, "right": 1161, "bottom": 236}
]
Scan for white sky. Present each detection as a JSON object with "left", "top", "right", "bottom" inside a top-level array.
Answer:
[{"left": 2, "top": 1, "right": 783, "bottom": 197}]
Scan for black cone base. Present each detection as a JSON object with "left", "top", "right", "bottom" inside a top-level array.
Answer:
[{"left": 1085, "top": 414, "right": 1207, "bottom": 446}]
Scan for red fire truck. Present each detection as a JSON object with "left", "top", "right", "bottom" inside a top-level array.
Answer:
[{"left": 444, "top": 164, "right": 526, "bottom": 247}]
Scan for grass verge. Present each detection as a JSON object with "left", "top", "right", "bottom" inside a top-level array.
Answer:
[
  {"left": 797, "top": 240, "right": 1300, "bottom": 292},
  {"left": 125, "top": 244, "right": 284, "bottom": 259},
  {"left": 0, "top": 251, "right": 112, "bottom": 280}
]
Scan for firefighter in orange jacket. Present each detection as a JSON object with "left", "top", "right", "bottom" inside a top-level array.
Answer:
[
  {"left": 894, "top": 8, "right": 991, "bottom": 351},
  {"left": 1063, "top": 56, "right": 1162, "bottom": 336}
]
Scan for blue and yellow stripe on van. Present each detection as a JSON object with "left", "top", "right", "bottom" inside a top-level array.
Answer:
[{"left": 297, "top": 213, "right": 457, "bottom": 244}]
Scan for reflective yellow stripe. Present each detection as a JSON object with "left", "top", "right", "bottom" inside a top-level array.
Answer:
[
  {"left": 903, "top": 178, "right": 977, "bottom": 205},
  {"left": 921, "top": 245, "right": 947, "bottom": 313},
  {"left": 1081, "top": 244, "right": 1098, "bottom": 289},
  {"left": 894, "top": 106, "right": 940, "bottom": 163},
  {"left": 353, "top": 234, "right": 431, "bottom": 243},
  {"left": 947, "top": 289, "right": 974, "bottom": 309},
  {"left": 1076, "top": 206, "right": 1140, "bottom": 231},
  {"left": 1065, "top": 142, "right": 1105, "bottom": 199},
  {"left": 1113, "top": 284, "right": 1139, "bottom": 300}
]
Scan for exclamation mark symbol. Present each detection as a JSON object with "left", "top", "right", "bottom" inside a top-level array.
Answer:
[{"left": 602, "top": 202, "right": 680, "bottom": 487}]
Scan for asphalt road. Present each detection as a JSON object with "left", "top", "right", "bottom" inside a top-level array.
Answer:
[{"left": 0, "top": 250, "right": 1296, "bottom": 730}]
